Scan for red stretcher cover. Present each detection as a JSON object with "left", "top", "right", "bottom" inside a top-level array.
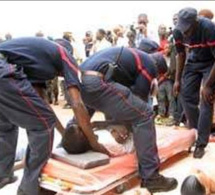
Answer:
[{"left": 40, "top": 127, "right": 195, "bottom": 194}]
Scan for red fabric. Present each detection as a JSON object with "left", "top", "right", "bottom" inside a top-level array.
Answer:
[
  {"left": 128, "top": 48, "right": 153, "bottom": 83},
  {"left": 58, "top": 46, "right": 78, "bottom": 73},
  {"left": 41, "top": 127, "right": 195, "bottom": 193}
]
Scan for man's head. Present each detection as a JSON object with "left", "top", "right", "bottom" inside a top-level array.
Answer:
[
  {"left": 137, "top": 13, "right": 148, "bottom": 33},
  {"left": 35, "top": 31, "right": 44, "bottom": 37},
  {"left": 173, "top": 13, "right": 178, "bottom": 26},
  {"left": 176, "top": 7, "right": 198, "bottom": 38},
  {"left": 199, "top": 9, "right": 214, "bottom": 20},
  {"left": 85, "top": 31, "right": 93, "bottom": 42},
  {"left": 138, "top": 13, "right": 148, "bottom": 26},
  {"left": 5, "top": 33, "right": 12, "bottom": 40},
  {"left": 181, "top": 175, "right": 206, "bottom": 195},
  {"left": 63, "top": 32, "right": 74, "bottom": 42},
  {"left": 138, "top": 38, "right": 159, "bottom": 54},
  {"left": 158, "top": 24, "right": 167, "bottom": 37},
  {"left": 113, "top": 25, "right": 124, "bottom": 37},
  {"left": 96, "top": 29, "right": 106, "bottom": 41},
  {"left": 62, "top": 124, "right": 91, "bottom": 154},
  {"left": 127, "top": 31, "right": 136, "bottom": 42},
  {"left": 149, "top": 52, "right": 168, "bottom": 76}
]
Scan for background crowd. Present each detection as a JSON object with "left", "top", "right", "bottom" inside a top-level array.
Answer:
[{"left": 1, "top": 8, "right": 214, "bottom": 128}]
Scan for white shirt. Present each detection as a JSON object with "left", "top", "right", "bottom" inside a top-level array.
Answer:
[
  {"left": 93, "top": 38, "right": 112, "bottom": 53},
  {"left": 116, "top": 37, "right": 129, "bottom": 47},
  {"left": 95, "top": 130, "right": 135, "bottom": 157}
]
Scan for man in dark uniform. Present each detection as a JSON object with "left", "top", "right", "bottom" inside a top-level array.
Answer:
[
  {"left": 0, "top": 37, "right": 107, "bottom": 195},
  {"left": 173, "top": 8, "right": 215, "bottom": 158},
  {"left": 79, "top": 47, "right": 178, "bottom": 193}
]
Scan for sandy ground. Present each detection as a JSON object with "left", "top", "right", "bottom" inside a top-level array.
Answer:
[{"left": 1, "top": 99, "right": 215, "bottom": 195}]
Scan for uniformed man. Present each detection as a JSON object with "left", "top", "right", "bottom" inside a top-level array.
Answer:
[
  {"left": 173, "top": 8, "right": 215, "bottom": 158},
  {"left": 79, "top": 47, "right": 178, "bottom": 193},
  {"left": 0, "top": 37, "right": 107, "bottom": 195}
]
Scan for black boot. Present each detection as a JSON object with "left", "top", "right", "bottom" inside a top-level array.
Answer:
[
  {"left": 141, "top": 174, "right": 178, "bottom": 193},
  {"left": 193, "top": 146, "right": 205, "bottom": 159},
  {"left": 0, "top": 175, "right": 18, "bottom": 189}
]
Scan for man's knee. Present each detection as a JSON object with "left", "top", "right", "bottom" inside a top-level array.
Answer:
[{"left": 135, "top": 106, "right": 154, "bottom": 124}]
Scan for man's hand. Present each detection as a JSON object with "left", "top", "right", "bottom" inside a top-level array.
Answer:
[
  {"left": 173, "top": 80, "right": 180, "bottom": 97},
  {"left": 202, "top": 85, "right": 214, "bottom": 104},
  {"left": 90, "top": 141, "right": 110, "bottom": 155}
]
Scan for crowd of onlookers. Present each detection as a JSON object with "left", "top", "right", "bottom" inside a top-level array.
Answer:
[{"left": 1, "top": 8, "right": 214, "bottom": 127}]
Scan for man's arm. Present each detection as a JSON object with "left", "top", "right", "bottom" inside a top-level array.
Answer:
[
  {"left": 68, "top": 86, "right": 109, "bottom": 155},
  {"left": 173, "top": 52, "right": 186, "bottom": 96},
  {"left": 172, "top": 29, "right": 186, "bottom": 96},
  {"left": 202, "top": 64, "right": 215, "bottom": 104},
  {"left": 202, "top": 23, "right": 215, "bottom": 104}
]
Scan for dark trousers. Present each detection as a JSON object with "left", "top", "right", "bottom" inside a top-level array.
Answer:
[
  {"left": 157, "top": 79, "right": 175, "bottom": 117},
  {"left": 174, "top": 94, "right": 184, "bottom": 124},
  {"left": 46, "top": 77, "right": 59, "bottom": 104},
  {"left": 181, "top": 63, "right": 214, "bottom": 147},
  {"left": 62, "top": 80, "right": 72, "bottom": 105},
  {"left": 81, "top": 75, "right": 160, "bottom": 180},
  {"left": 0, "top": 63, "right": 55, "bottom": 195}
]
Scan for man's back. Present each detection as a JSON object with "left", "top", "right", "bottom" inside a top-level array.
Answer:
[
  {"left": 174, "top": 17, "right": 215, "bottom": 64},
  {"left": 0, "top": 37, "right": 62, "bottom": 82}
]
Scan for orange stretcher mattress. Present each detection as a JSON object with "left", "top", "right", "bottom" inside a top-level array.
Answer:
[{"left": 40, "top": 127, "right": 195, "bottom": 194}]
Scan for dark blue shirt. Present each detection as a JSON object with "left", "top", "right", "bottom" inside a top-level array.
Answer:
[
  {"left": 0, "top": 37, "right": 80, "bottom": 89},
  {"left": 55, "top": 38, "right": 74, "bottom": 55},
  {"left": 80, "top": 47, "right": 157, "bottom": 99},
  {"left": 173, "top": 17, "right": 215, "bottom": 64}
]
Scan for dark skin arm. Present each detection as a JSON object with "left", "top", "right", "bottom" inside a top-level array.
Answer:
[
  {"left": 173, "top": 51, "right": 186, "bottom": 96},
  {"left": 202, "top": 63, "right": 215, "bottom": 104},
  {"left": 68, "top": 86, "right": 109, "bottom": 155},
  {"left": 33, "top": 85, "right": 65, "bottom": 136}
]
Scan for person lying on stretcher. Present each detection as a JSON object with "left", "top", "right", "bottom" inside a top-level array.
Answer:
[
  {"left": 61, "top": 123, "right": 135, "bottom": 157},
  {"left": 181, "top": 166, "right": 215, "bottom": 195}
]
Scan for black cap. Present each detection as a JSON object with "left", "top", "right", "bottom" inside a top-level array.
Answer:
[
  {"left": 138, "top": 38, "right": 159, "bottom": 54},
  {"left": 176, "top": 7, "right": 197, "bottom": 34}
]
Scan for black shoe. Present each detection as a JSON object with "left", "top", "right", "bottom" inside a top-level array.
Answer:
[
  {"left": 193, "top": 146, "right": 205, "bottom": 159},
  {"left": 0, "top": 175, "right": 18, "bottom": 189},
  {"left": 141, "top": 174, "right": 178, "bottom": 193}
]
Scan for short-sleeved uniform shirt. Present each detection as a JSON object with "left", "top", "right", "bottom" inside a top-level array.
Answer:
[
  {"left": 0, "top": 37, "right": 80, "bottom": 89},
  {"left": 55, "top": 38, "right": 74, "bottom": 55},
  {"left": 80, "top": 47, "right": 157, "bottom": 100},
  {"left": 173, "top": 17, "right": 215, "bottom": 65}
]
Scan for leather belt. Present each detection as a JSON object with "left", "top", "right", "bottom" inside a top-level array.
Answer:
[{"left": 81, "top": 70, "right": 104, "bottom": 79}]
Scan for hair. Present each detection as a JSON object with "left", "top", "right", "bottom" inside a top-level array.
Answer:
[
  {"left": 181, "top": 175, "right": 206, "bottom": 195},
  {"left": 62, "top": 124, "right": 91, "bottom": 154},
  {"left": 35, "top": 31, "right": 44, "bottom": 37},
  {"left": 86, "top": 31, "right": 92, "bottom": 37},
  {"left": 98, "top": 29, "right": 106, "bottom": 36},
  {"left": 199, "top": 9, "right": 214, "bottom": 20},
  {"left": 138, "top": 13, "right": 148, "bottom": 19}
]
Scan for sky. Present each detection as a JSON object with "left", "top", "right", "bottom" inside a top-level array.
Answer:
[{"left": 0, "top": 1, "right": 214, "bottom": 50}]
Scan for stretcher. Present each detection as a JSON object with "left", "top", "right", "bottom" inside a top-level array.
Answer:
[{"left": 40, "top": 126, "right": 195, "bottom": 195}]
